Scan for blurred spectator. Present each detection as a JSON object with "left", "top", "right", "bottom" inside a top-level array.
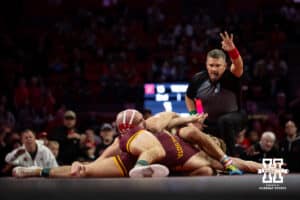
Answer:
[
  {"left": 0, "top": 128, "right": 8, "bottom": 175},
  {"left": 5, "top": 129, "right": 57, "bottom": 168},
  {"left": 232, "top": 129, "right": 247, "bottom": 158},
  {"left": 243, "top": 131, "right": 280, "bottom": 163},
  {"left": 280, "top": 3, "right": 298, "bottom": 21},
  {"left": 289, "top": 89, "right": 300, "bottom": 126},
  {"left": 0, "top": 95, "right": 8, "bottom": 106},
  {"left": 251, "top": 119, "right": 264, "bottom": 135},
  {"left": 80, "top": 129, "right": 97, "bottom": 161},
  {"left": 96, "top": 123, "right": 115, "bottom": 156},
  {"left": 37, "top": 132, "right": 49, "bottom": 146},
  {"left": 47, "top": 140, "right": 60, "bottom": 159},
  {"left": 17, "top": 101, "right": 35, "bottom": 130},
  {"left": 28, "top": 77, "right": 43, "bottom": 112},
  {"left": 44, "top": 90, "right": 56, "bottom": 115},
  {"left": 279, "top": 120, "right": 300, "bottom": 172},
  {"left": 32, "top": 107, "right": 49, "bottom": 132},
  {"left": 247, "top": 130, "right": 260, "bottom": 145},
  {"left": 0, "top": 126, "right": 22, "bottom": 176},
  {"left": 0, "top": 104, "right": 15, "bottom": 128},
  {"left": 160, "top": 61, "right": 177, "bottom": 81},
  {"left": 289, "top": 135, "right": 300, "bottom": 172},
  {"left": 14, "top": 78, "right": 29, "bottom": 109},
  {"left": 48, "top": 110, "right": 82, "bottom": 165},
  {"left": 4, "top": 131, "right": 21, "bottom": 151}
]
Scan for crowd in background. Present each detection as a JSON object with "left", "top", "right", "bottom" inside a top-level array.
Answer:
[{"left": 0, "top": 0, "right": 300, "bottom": 175}]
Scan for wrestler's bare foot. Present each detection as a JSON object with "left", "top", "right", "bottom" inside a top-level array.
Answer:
[
  {"left": 129, "top": 164, "right": 169, "bottom": 178},
  {"left": 71, "top": 161, "right": 86, "bottom": 177},
  {"left": 12, "top": 166, "right": 42, "bottom": 178}
]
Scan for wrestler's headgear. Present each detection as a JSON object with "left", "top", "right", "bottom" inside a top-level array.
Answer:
[{"left": 116, "top": 109, "right": 143, "bottom": 134}]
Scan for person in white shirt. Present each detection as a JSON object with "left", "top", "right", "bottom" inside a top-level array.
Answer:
[{"left": 5, "top": 129, "right": 58, "bottom": 168}]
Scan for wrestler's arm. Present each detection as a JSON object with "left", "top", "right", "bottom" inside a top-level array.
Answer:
[
  {"left": 167, "top": 114, "right": 207, "bottom": 129},
  {"left": 145, "top": 112, "right": 178, "bottom": 133},
  {"left": 185, "top": 95, "right": 196, "bottom": 113},
  {"left": 97, "top": 138, "right": 121, "bottom": 161}
]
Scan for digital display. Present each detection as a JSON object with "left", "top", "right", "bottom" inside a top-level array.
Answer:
[{"left": 144, "top": 83, "right": 189, "bottom": 116}]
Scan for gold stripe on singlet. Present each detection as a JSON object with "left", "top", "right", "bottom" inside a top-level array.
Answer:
[
  {"left": 126, "top": 130, "right": 144, "bottom": 153},
  {"left": 113, "top": 156, "right": 125, "bottom": 177},
  {"left": 116, "top": 155, "right": 128, "bottom": 176}
]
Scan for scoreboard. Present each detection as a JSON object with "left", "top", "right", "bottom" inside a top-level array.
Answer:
[{"left": 144, "top": 83, "right": 189, "bottom": 116}]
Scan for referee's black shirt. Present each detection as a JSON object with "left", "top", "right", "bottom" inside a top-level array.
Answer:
[{"left": 186, "top": 69, "right": 241, "bottom": 122}]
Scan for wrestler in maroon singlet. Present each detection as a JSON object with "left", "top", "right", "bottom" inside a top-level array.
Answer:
[{"left": 118, "top": 127, "right": 199, "bottom": 168}]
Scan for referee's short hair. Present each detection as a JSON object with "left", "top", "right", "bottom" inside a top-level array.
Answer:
[{"left": 207, "top": 49, "right": 226, "bottom": 60}]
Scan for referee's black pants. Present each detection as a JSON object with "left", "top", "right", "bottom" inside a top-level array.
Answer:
[{"left": 204, "top": 111, "right": 247, "bottom": 156}]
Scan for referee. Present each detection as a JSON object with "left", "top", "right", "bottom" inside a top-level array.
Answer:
[{"left": 185, "top": 31, "right": 246, "bottom": 155}]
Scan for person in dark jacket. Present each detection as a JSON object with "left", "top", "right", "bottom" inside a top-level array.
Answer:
[
  {"left": 279, "top": 120, "right": 300, "bottom": 172},
  {"left": 48, "top": 110, "right": 82, "bottom": 165}
]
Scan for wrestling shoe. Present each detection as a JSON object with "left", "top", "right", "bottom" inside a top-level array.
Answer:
[
  {"left": 12, "top": 166, "right": 42, "bottom": 178},
  {"left": 129, "top": 164, "right": 169, "bottom": 178},
  {"left": 225, "top": 164, "right": 243, "bottom": 175}
]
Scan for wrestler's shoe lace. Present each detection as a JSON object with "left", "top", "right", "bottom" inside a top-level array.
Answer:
[{"left": 225, "top": 164, "right": 243, "bottom": 175}]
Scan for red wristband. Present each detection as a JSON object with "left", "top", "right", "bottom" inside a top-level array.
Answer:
[
  {"left": 195, "top": 99, "right": 204, "bottom": 114},
  {"left": 228, "top": 48, "right": 240, "bottom": 60}
]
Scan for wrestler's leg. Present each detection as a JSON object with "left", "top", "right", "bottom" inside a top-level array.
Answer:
[
  {"left": 178, "top": 125, "right": 242, "bottom": 175},
  {"left": 196, "top": 151, "right": 263, "bottom": 173},
  {"left": 136, "top": 146, "right": 166, "bottom": 164},
  {"left": 13, "top": 153, "right": 135, "bottom": 178},
  {"left": 188, "top": 166, "right": 214, "bottom": 176},
  {"left": 48, "top": 166, "right": 72, "bottom": 177},
  {"left": 127, "top": 133, "right": 169, "bottom": 178},
  {"left": 77, "top": 156, "right": 126, "bottom": 177},
  {"left": 128, "top": 145, "right": 169, "bottom": 177},
  {"left": 13, "top": 165, "right": 73, "bottom": 178},
  {"left": 177, "top": 152, "right": 212, "bottom": 174},
  {"left": 31, "top": 158, "right": 123, "bottom": 178}
]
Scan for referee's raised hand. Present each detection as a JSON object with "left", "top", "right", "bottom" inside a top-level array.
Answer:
[{"left": 220, "top": 31, "right": 236, "bottom": 52}]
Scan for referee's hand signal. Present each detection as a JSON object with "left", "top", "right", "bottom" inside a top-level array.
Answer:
[{"left": 220, "top": 31, "right": 235, "bottom": 52}]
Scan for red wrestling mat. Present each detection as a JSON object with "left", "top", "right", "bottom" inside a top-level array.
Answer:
[{"left": 0, "top": 175, "right": 299, "bottom": 200}]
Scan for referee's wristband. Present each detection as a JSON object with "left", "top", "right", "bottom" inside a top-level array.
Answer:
[
  {"left": 189, "top": 110, "right": 197, "bottom": 115},
  {"left": 228, "top": 48, "right": 240, "bottom": 60}
]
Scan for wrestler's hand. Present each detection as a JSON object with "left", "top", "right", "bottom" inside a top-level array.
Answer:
[
  {"left": 193, "top": 113, "right": 208, "bottom": 128},
  {"left": 220, "top": 31, "right": 235, "bottom": 52},
  {"left": 196, "top": 113, "right": 208, "bottom": 124},
  {"left": 189, "top": 113, "right": 207, "bottom": 123},
  {"left": 71, "top": 161, "right": 86, "bottom": 177}
]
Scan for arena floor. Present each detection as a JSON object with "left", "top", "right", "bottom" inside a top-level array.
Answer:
[{"left": 1, "top": 174, "right": 299, "bottom": 200}]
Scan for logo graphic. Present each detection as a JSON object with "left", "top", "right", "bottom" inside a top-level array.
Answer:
[{"left": 258, "top": 158, "right": 288, "bottom": 190}]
